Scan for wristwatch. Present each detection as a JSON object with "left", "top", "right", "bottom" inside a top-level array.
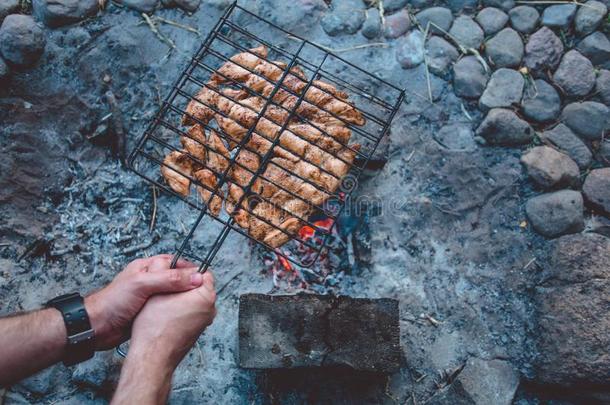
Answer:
[{"left": 46, "top": 293, "right": 95, "bottom": 366}]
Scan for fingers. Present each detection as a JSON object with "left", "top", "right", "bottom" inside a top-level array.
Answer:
[
  {"left": 136, "top": 267, "right": 204, "bottom": 295},
  {"left": 125, "top": 255, "right": 197, "bottom": 274}
]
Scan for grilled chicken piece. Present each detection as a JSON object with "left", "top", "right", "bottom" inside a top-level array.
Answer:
[
  {"left": 206, "top": 129, "right": 231, "bottom": 175},
  {"left": 194, "top": 169, "right": 223, "bottom": 216},
  {"left": 211, "top": 45, "right": 268, "bottom": 84},
  {"left": 180, "top": 125, "right": 207, "bottom": 162},
  {"left": 183, "top": 86, "right": 247, "bottom": 126},
  {"left": 161, "top": 151, "right": 195, "bottom": 196}
]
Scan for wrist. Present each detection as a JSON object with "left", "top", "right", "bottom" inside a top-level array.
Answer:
[{"left": 84, "top": 293, "right": 111, "bottom": 350}]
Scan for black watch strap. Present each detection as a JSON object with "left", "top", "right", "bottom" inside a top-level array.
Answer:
[{"left": 46, "top": 293, "right": 95, "bottom": 366}]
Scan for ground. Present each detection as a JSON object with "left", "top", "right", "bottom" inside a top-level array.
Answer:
[{"left": 0, "top": 0, "right": 609, "bottom": 404}]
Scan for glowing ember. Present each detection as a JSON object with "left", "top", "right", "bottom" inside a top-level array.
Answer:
[
  {"left": 299, "top": 225, "right": 315, "bottom": 240},
  {"left": 277, "top": 254, "right": 293, "bottom": 272},
  {"left": 313, "top": 218, "right": 334, "bottom": 231}
]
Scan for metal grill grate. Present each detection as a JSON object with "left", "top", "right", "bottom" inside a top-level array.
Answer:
[{"left": 128, "top": 2, "right": 405, "bottom": 273}]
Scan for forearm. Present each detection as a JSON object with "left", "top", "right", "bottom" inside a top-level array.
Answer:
[
  {"left": 0, "top": 309, "right": 67, "bottom": 386},
  {"left": 111, "top": 344, "right": 176, "bottom": 405}
]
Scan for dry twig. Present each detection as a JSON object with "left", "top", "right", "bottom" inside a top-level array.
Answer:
[
  {"left": 153, "top": 15, "right": 201, "bottom": 36},
  {"left": 149, "top": 185, "right": 158, "bottom": 232},
  {"left": 142, "top": 13, "right": 177, "bottom": 50}
]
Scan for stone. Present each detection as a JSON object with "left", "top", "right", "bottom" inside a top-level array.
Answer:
[
  {"left": 0, "top": 15, "right": 46, "bottom": 67},
  {"left": 425, "top": 35, "right": 459, "bottom": 76},
  {"left": 596, "top": 69, "right": 610, "bottom": 105},
  {"left": 476, "top": 7, "right": 508, "bottom": 35},
  {"left": 521, "top": 79, "right": 561, "bottom": 123},
  {"left": 395, "top": 30, "right": 425, "bottom": 68},
  {"left": 482, "top": 0, "right": 515, "bottom": 11},
  {"left": 576, "top": 31, "right": 610, "bottom": 68},
  {"left": 561, "top": 101, "right": 609, "bottom": 141},
  {"left": 119, "top": 0, "right": 158, "bottom": 13},
  {"left": 485, "top": 27, "right": 523, "bottom": 68},
  {"left": 453, "top": 56, "right": 489, "bottom": 99},
  {"left": 508, "top": 5, "right": 539, "bottom": 34},
  {"left": 525, "top": 190, "right": 585, "bottom": 238},
  {"left": 598, "top": 140, "right": 610, "bottom": 165},
  {"left": 0, "top": 57, "right": 8, "bottom": 80},
  {"left": 479, "top": 68, "right": 524, "bottom": 110},
  {"left": 72, "top": 351, "right": 120, "bottom": 389},
  {"left": 445, "top": 0, "right": 478, "bottom": 13},
  {"left": 476, "top": 108, "right": 534, "bottom": 145},
  {"left": 383, "top": 9, "right": 410, "bottom": 39},
  {"left": 258, "top": 0, "right": 327, "bottom": 35},
  {"left": 361, "top": 7, "right": 381, "bottom": 39},
  {"left": 541, "top": 4, "right": 577, "bottom": 29},
  {"left": 238, "top": 294, "right": 401, "bottom": 372},
  {"left": 174, "top": 0, "right": 200, "bottom": 12},
  {"left": 381, "top": 0, "right": 408, "bottom": 13},
  {"left": 553, "top": 50, "right": 596, "bottom": 97},
  {"left": 535, "top": 233, "right": 610, "bottom": 385},
  {"left": 0, "top": 0, "right": 19, "bottom": 23},
  {"left": 583, "top": 168, "right": 610, "bottom": 216},
  {"left": 540, "top": 124, "right": 593, "bottom": 169},
  {"left": 415, "top": 7, "right": 453, "bottom": 35},
  {"left": 449, "top": 15, "right": 484, "bottom": 49},
  {"left": 521, "top": 146, "right": 580, "bottom": 189},
  {"left": 321, "top": 1, "right": 366, "bottom": 36},
  {"left": 32, "top": 0, "right": 98, "bottom": 27},
  {"left": 524, "top": 27, "right": 565, "bottom": 76},
  {"left": 575, "top": 0, "right": 608, "bottom": 36},
  {"left": 428, "top": 358, "right": 519, "bottom": 405},
  {"left": 435, "top": 123, "right": 477, "bottom": 151}
]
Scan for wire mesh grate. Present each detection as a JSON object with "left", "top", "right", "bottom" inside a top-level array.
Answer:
[{"left": 128, "top": 2, "right": 405, "bottom": 272}]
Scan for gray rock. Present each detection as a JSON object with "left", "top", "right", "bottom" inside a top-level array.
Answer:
[
  {"left": 0, "top": 0, "right": 20, "bottom": 23},
  {"left": 541, "top": 4, "right": 577, "bottom": 29},
  {"left": 435, "top": 123, "right": 477, "bottom": 151},
  {"left": 479, "top": 68, "right": 524, "bottom": 110},
  {"left": 361, "top": 8, "right": 381, "bottom": 39},
  {"left": 575, "top": 0, "right": 608, "bottom": 36},
  {"left": 381, "top": 0, "right": 408, "bottom": 13},
  {"left": 535, "top": 233, "right": 610, "bottom": 385},
  {"left": 449, "top": 15, "right": 484, "bottom": 49},
  {"left": 482, "top": 0, "right": 515, "bottom": 11},
  {"left": 553, "top": 50, "right": 596, "bottom": 97},
  {"left": 521, "top": 79, "right": 561, "bottom": 123},
  {"left": 562, "top": 101, "right": 609, "bottom": 141},
  {"left": 521, "top": 146, "right": 580, "bottom": 189},
  {"left": 540, "top": 124, "right": 593, "bottom": 169},
  {"left": 174, "top": 0, "right": 200, "bottom": 12},
  {"left": 32, "top": 0, "right": 98, "bottom": 27},
  {"left": 258, "top": 0, "right": 327, "bottom": 35},
  {"left": 415, "top": 7, "right": 453, "bottom": 34},
  {"left": 596, "top": 69, "right": 610, "bottom": 105},
  {"left": 383, "top": 9, "right": 410, "bottom": 39},
  {"left": 445, "top": 0, "right": 478, "bottom": 13},
  {"left": 0, "top": 15, "right": 46, "bottom": 67},
  {"left": 509, "top": 5, "right": 539, "bottom": 34},
  {"left": 0, "top": 56, "right": 8, "bottom": 80},
  {"left": 476, "top": 7, "right": 508, "bottom": 35},
  {"left": 396, "top": 30, "right": 425, "bottom": 68},
  {"left": 119, "top": 0, "right": 158, "bottom": 13},
  {"left": 476, "top": 108, "right": 534, "bottom": 145},
  {"left": 524, "top": 27, "right": 564, "bottom": 76},
  {"left": 576, "top": 31, "right": 610, "bottom": 68},
  {"left": 425, "top": 35, "right": 459, "bottom": 76},
  {"left": 72, "top": 351, "right": 120, "bottom": 388},
  {"left": 485, "top": 28, "right": 524, "bottom": 68},
  {"left": 321, "top": 1, "right": 366, "bottom": 36},
  {"left": 525, "top": 190, "right": 585, "bottom": 238},
  {"left": 429, "top": 358, "right": 519, "bottom": 405},
  {"left": 453, "top": 56, "right": 489, "bottom": 99},
  {"left": 598, "top": 140, "right": 610, "bottom": 165},
  {"left": 583, "top": 168, "right": 610, "bottom": 216}
]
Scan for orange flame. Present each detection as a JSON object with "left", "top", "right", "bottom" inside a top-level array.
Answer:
[
  {"left": 313, "top": 218, "right": 334, "bottom": 231},
  {"left": 278, "top": 254, "right": 293, "bottom": 272}
]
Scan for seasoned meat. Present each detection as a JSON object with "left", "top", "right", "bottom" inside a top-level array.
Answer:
[
  {"left": 180, "top": 125, "right": 207, "bottom": 162},
  {"left": 183, "top": 86, "right": 247, "bottom": 126},
  {"left": 194, "top": 169, "right": 223, "bottom": 216},
  {"left": 161, "top": 150, "right": 195, "bottom": 196}
]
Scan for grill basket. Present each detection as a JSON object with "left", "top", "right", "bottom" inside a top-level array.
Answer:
[{"left": 128, "top": 2, "right": 405, "bottom": 272}]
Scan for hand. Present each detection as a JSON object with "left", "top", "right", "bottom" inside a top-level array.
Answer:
[
  {"left": 127, "top": 270, "right": 216, "bottom": 370},
  {"left": 85, "top": 254, "right": 205, "bottom": 350}
]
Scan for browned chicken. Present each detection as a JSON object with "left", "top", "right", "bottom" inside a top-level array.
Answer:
[
  {"left": 161, "top": 150, "right": 195, "bottom": 196},
  {"left": 166, "top": 45, "right": 367, "bottom": 249}
]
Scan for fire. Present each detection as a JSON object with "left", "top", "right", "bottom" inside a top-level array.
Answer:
[
  {"left": 314, "top": 218, "right": 334, "bottom": 231},
  {"left": 277, "top": 254, "right": 293, "bottom": 272},
  {"left": 299, "top": 225, "right": 315, "bottom": 240}
]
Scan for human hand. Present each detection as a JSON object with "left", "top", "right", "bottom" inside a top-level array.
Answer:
[
  {"left": 85, "top": 254, "right": 205, "bottom": 351},
  {"left": 126, "top": 270, "right": 216, "bottom": 370}
]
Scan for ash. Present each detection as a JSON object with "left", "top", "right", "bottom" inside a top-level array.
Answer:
[{"left": 1, "top": 0, "right": 608, "bottom": 404}]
